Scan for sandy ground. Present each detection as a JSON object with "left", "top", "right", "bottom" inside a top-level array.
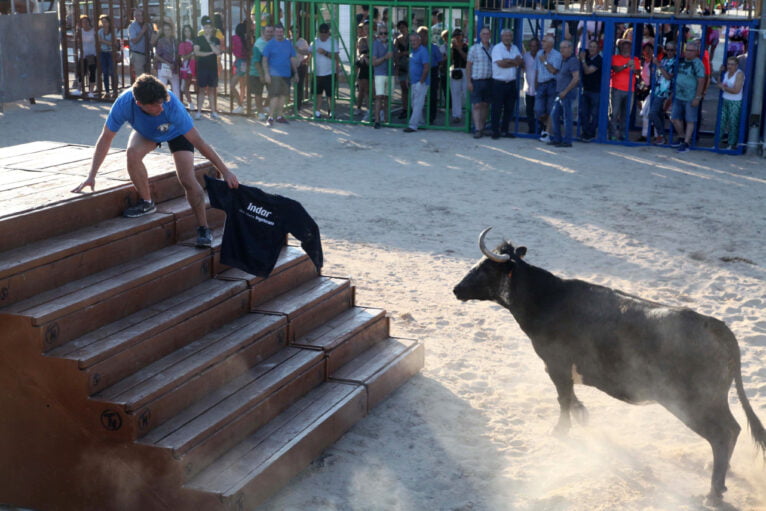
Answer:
[{"left": 2, "top": 97, "right": 765, "bottom": 511}]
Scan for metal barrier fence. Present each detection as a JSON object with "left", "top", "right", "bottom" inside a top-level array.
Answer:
[{"left": 477, "top": 10, "right": 759, "bottom": 154}]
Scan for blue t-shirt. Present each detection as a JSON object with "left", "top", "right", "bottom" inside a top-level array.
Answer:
[
  {"left": 409, "top": 45, "right": 430, "bottom": 85},
  {"left": 106, "top": 90, "right": 193, "bottom": 142},
  {"left": 262, "top": 39, "right": 296, "bottom": 78},
  {"left": 373, "top": 38, "right": 392, "bottom": 76}
]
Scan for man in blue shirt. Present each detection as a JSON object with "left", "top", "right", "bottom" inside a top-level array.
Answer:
[
  {"left": 262, "top": 24, "right": 298, "bottom": 126},
  {"left": 404, "top": 32, "right": 430, "bottom": 133},
  {"left": 72, "top": 74, "right": 239, "bottom": 247}
]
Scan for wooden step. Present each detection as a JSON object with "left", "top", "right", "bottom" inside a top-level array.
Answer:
[
  {"left": 293, "top": 307, "right": 390, "bottom": 374},
  {"left": 92, "top": 313, "right": 288, "bottom": 439},
  {"left": 158, "top": 196, "right": 227, "bottom": 245},
  {"left": 217, "top": 246, "right": 319, "bottom": 306},
  {"left": 140, "top": 347, "right": 326, "bottom": 478},
  {"left": 1, "top": 244, "right": 213, "bottom": 350},
  {"left": 253, "top": 277, "right": 354, "bottom": 342},
  {"left": 331, "top": 338, "right": 425, "bottom": 411},
  {"left": 0, "top": 213, "right": 175, "bottom": 307},
  {"left": 183, "top": 382, "right": 366, "bottom": 510},
  {"left": 47, "top": 279, "right": 250, "bottom": 394}
]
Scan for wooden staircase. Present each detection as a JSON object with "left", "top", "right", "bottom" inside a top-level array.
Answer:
[{"left": 0, "top": 143, "right": 424, "bottom": 511}]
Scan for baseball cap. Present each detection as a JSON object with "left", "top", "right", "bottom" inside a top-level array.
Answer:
[{"left": 201, "top": 15, "right": 212, "bottom": 26}]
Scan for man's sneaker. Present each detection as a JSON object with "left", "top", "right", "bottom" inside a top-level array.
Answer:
[
  {"left": 195, "top": 226, "right": 213, "bottom": 248},
  {"left": 314, "top": 110, "right": 322, "bottom": 119},
  {"left": 539, "top": 131, "right": 550, "bottom": 143},
  {"left": 374, "top": 121, "right": 381, "bottom": 129},
  {"left": 267, "top": 117, "right": 274, "bottom": 126},
  {"left": 276, "top": 116, "right": 288, "bottom": 124},
  {"left": 670, "top": 140, "right": 682, "bottom": 148},
  {"left": 232, "top": 105, "right": 244, "bottom": 114},
  {"left": 210, "top": 111, "right": 220, "bottom": 120},
  {"left": 194, "top": 111, "right": 202, "bottom": 120},
  {"left": 677, "top": 141, "right": 690, "bottom": 153},
  {"left": 123, "top": 199, "right": 156, "bottom": 218}
]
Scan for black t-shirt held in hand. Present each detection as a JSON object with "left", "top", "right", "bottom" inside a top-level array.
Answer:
[{"left": 205, "top": 175, "right": 323, "bottom": 277}]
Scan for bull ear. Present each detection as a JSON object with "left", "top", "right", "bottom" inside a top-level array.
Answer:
[{"left": 515, "top": 247, "right": 527, "bottom": 258}]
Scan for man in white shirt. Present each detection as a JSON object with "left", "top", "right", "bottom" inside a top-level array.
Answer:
[
  {"left": 490, "top": 28, "right": 522, "bottom": 139},
  {"left": 308, "top": 23, "right": 340, "bottom": 118}
]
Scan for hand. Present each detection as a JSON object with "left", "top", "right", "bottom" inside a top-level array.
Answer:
[
  {"left": 72, "top": 176, "right": 95, "bottom": 193},
  {"left": 467, "top": 80, "right": 473, "bottom": 92},
  {"left": 691, "top": 98, "right": 700, "bottom": 107},
  {"left": 222, "top": 170, "right": 239, "bottom": 189},
  {"left": 292, "top": 74, "right": 299, "bottom": 83}
]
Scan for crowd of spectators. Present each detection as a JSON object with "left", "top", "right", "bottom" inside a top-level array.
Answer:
[{"left": 60, "top": 6, "right": 753, "bottom": 153}]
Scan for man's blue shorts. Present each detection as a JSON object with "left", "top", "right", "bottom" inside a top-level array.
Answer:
[
  {"left": 671, "top": 98, "right": 699, "bottom": 123},
  {"left": 470, "top": 78, "right": 492, "bottom": 104}
]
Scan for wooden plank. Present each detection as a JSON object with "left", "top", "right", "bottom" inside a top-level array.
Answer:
[
  {"left": 186, "top": 382, "right": 364, "bottom": 497},
  {"left": 0, "top": 141, "right": 66, "bottom": 160},
  {"left": 285, "top": 286, "right": 355, "bottom": 342},
  {"left": 0, "top": 217, "right": 175, "bottom": 308},
  {"left": 82, "top": 289, "right": 252, "bottom": 395}
]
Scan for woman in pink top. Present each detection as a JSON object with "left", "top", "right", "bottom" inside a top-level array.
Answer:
[{"left": 178, "top": 24, "right": 195, "bottom": 109}]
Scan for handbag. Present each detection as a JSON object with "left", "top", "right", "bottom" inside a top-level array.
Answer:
[{"left": 451, "top": 69, "right": 463, "bottom": 80}]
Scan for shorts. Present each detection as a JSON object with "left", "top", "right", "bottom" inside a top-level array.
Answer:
[
  {"left": 196, "top": 66, "right": 218, "bottom": 88},
  {"left": 315, "top": 74, "right": 333, "bottom": 97},
  {"left": 534, "top": 80, "right": 556, "bottom": 118},
  {"left": 157, "top": 134, "right": 194, "bottom": 153},
  {"left": 248, "top": 75, "right": 265, "bottom": 95},
  {"left": 268, "top": 75, "right": 290, "bottom": 97},
  {"left": 374, "top": 75, "right": 391, "bottom": 96},
  {"left": 671, "top": 98, "right": 699, "bottom": 123},
  {"left": 470, "top": 78, "right": 491, "bottom": 104},
  {"left": 233, "top": 58, "right": 247, "bottom": 77},
  {"left": 129, "top": 51, "right": 147, "bottom": 74}
]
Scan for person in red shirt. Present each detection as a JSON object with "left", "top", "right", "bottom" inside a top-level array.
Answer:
[{"left": 609, "top": 39, "right": 640, "bottom": 141}]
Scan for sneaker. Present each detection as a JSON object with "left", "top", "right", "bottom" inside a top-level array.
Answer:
[
  {"left": 473, "top": 131, "right": 483, "bottom": 139},
  {"left": 210, "top": 111, "right": 220, "bottom": 120},
  {"left": 123, "top": 199, "right": 156, "bottom": 218},
  {"left": 258, "top": 113, "right": 267, "bottom": 121},
  {"left": 276, "top": 116, "right": 288, "bottom": 124},
  {"left": 403, "top": 127, "right": 416, "bottom": 133},
  {"left": 502, "top": 132, "right": 516, "bottom": 138},
  {"left": 314, "top": 111, "right": 322, "bottom": 119},
  {"left": 232, "top": 106, "right": 244, "bottom": 114},
  {"left": 267, "top": 117, "right": 274, "bottom": 126},
  {"left": 451, "top": 117, "right": 462, "bottom": 124},
  {"left": 555, "top": 142, "right": 573, "bottom": 148},
  {"left": 653, "top": 136, "right": 666, "bottom": 145},
  {"left": 194, "top": 111, "right": 202, "bottom": 120},
  {"left": 670, "top": 140, "right": 682, "bottom": 148},
  {"left": 374, "top": 121, "right": 381, "bottom": 129},
  {"left": 677, "top": 141, "right": 690, "bottom": 153},
  {"left": 637, "top": 135, "right": 647, "bottom": 142},
  {"left": 539, "top": 131, "right": 550, "bottom": 143},
  {"left": 580, "top": 136, "right": 594, "bottom": 142},
  {"left": 195, "top": 226, "right": 213, "bottom": 248}
]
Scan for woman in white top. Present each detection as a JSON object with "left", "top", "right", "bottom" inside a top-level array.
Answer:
[
  {"left": 76, "top": 14, "right": 98, "bottom": 97},
  {"left": 97, "top": 15, "right": 118, "bottom": 97},
  {"left": 521, "top": 37, "right": 539, "bottom": 134},
  {"left": 717, "top": 56, "right": 745, "bottom": 150}
]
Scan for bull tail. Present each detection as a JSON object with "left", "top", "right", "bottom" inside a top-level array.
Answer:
[{"left": 733, "top": 348, "right": 766, "bottom": 457}]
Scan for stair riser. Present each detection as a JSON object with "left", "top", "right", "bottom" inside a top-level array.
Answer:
[
  {"left": 323, "top": 316, "right": 391, "bottom": 376},
  {"left": 127, "top": 327, "right": 289, "bottom": 438},
  {"left": 249, "top": 258, "right": 320, "bottom": 308},
  {"left": 179, "top": 360, "right": 327, "bottom": 482},
  {"left": 37, "top": 258, "right": 213, "bottom": 352},
  {"left": 0, "top": 223, "right": 175, "bottom": 308},
  {"left": 226, "top": 387, "right": 367, "bottom": 511},
  {"left": 361, "top": 343, "right": 425, "bottom": 411},
  {"left": 85, "top": 291, "right": 251, "bottom": 395},
  {"left": 283, "top": 287, "right": 356, "bottom": 343}
]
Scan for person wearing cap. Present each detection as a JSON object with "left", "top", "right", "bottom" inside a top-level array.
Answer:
[
  {"left": 609, "top": 38, "right": 640, "bottom": 141},
  {"left": 466, "top": 26, "right": 493, "bottom": 138},
  {"left": 194, "top": 16, "right": 222, "bottom": 120},
  {"left": 670, "top": 40, "right": 706, "bottom": 153},
  {"left": 535, "top": 34, "right": 561, "bottom": 144},
  {"left": 72, "top": 73, "right": 239, "bottom": 248},
  {"left": 309, "top": 23, "right": 341, "bottom": 119},
  {"left": 449, "top": 28, "right": 468, "bottom": 124}
]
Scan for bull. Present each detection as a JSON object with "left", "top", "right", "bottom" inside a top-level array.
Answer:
[{"left": 453, "top": 227, "right": 766, "bottom": 504}]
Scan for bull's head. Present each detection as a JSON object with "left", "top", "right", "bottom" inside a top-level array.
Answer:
[{"left": 453, "top": 227, "right": 526, "bottom": 308}]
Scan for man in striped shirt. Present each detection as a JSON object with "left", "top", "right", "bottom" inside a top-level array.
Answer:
[{"left": 466, "top": 27, "right": 493, "bottom": 138}]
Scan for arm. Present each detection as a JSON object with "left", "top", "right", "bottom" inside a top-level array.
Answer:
[
  {"left": 465, "top": 59, "right": 474, "bottom": 91},
  {"left": 261, "top": 55, "right": 271, "bottom": 83},
  {"left": 719, "top": 71, "right": 745, "bottom": 94},
  {"left": 183, "top": 128, "right": 239, "bottom": 189},
  {"left": 692, "top": 76, "right": 706, "bottom": 106},
  {"left": 420, "top": 61, "right": 430, "bottom": 84},
  {"left": 72, "top": 125, "right": 117, "bottom": 193}
]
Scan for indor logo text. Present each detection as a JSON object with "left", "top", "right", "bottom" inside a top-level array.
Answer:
[{"left": 247, "top": 203, "right": 272, "bottom": 217}]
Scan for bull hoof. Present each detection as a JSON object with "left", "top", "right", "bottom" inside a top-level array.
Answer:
[
  {"left": 704, "top": 490, "right": 724, "bottom": 508},
  {"left": 572, "top": 403, "right": 589, "bottom": 426},
  {"left": 552, "top": 422, "right": 570, "bottom": 437}
]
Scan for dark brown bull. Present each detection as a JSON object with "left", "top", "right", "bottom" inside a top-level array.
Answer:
[{"left": 453, "top": 227, "right": 766, "bottom": 504}]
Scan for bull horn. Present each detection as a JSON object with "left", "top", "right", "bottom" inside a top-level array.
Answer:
[{"left": 479, "top": 227, "right": 510, "bottom": 263}]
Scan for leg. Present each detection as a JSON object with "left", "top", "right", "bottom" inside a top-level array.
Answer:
[
  {"left": 547, "top": 364, "right": 587, "bottom": 436},
  {"left": 126, "top": 130, "right": 157, "bottom": 201},
  {"left": 173, "top": 150, "right": 208, "bottom": 227},
  {"left": 562, "top": 97, "right": 573, "bottom": 143},
  {"left": 408, "top": 82, "right": 427, "bottom": 129},
  {"left": 551, "top": 99, "right": 562, "bottom": 143},
  {"left": 490, "top": 82, "right": 503, "bottom": 136},
  {"left": 526, "top": 94, "right": 536, "bottom": 133}
]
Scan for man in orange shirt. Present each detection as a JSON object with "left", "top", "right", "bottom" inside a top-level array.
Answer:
[{"left": 609, "top": 39, "right": 640, "bottom": 141}]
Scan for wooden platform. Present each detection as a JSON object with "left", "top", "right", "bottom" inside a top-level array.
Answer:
[{"left": 0, "top": 142, "right": 424, "bottom": 511}]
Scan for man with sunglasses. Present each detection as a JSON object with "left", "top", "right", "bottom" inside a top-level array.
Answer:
[
  {"left": 648, "top": 42, "right": 677, "bottom": 144},
  {"left": 670, "top": 40, "right": 705, "bottom": 153},
  {"left": 309, "top": 23, "right": 341, "bottom": 119},
  {"left": 372, "top": 25, "right": 394, "bottom": 128}
]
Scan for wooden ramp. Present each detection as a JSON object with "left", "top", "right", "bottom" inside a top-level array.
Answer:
[{"left": 0, "top": 142, "right": 424, "bottom": 511}]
